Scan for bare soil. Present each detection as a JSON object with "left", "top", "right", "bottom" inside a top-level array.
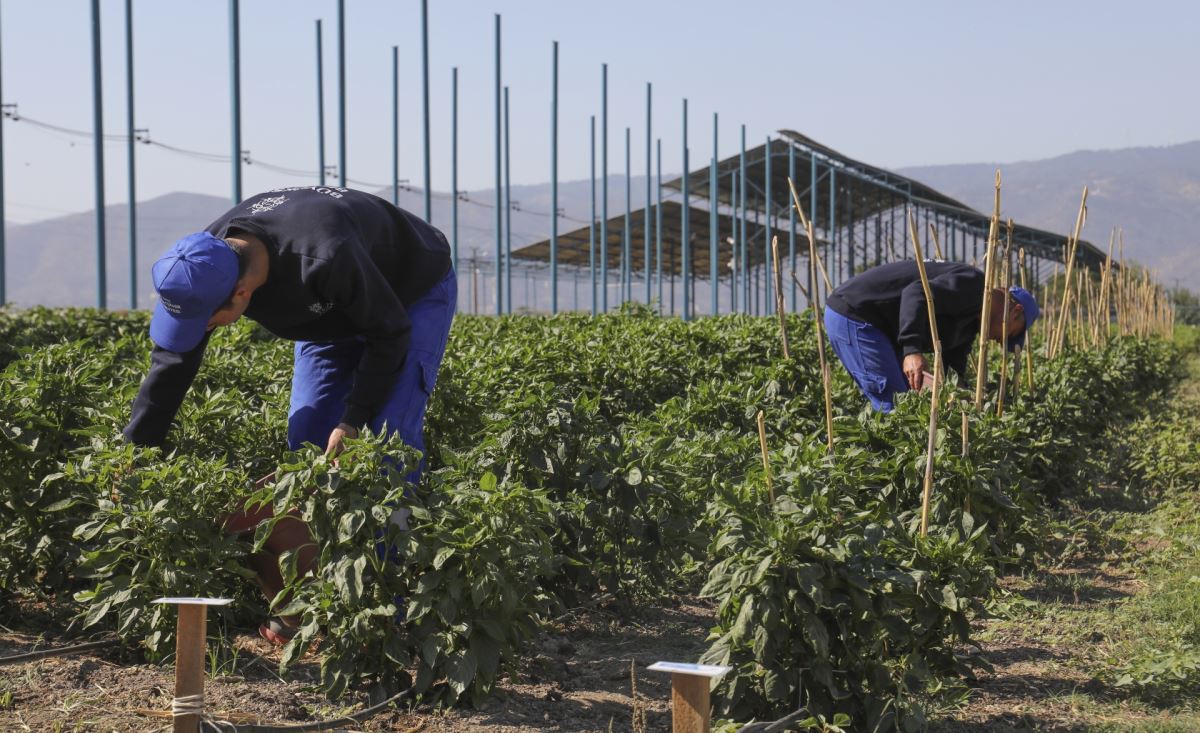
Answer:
[{"left": 0, "top": 596, "right": 715, "bottom": 733}]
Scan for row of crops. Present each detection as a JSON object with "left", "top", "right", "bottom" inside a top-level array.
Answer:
[{"left": 0, "top": 305, "right": 1181, "bottom": 730}]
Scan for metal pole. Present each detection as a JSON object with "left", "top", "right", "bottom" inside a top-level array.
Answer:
[
  {"left": 125, "top": 0, "right": 136, "bottom": 308},
  {"left": 229, "top": 0, "right": 241, "bottom": 204},
  {"left": 391, "top": 46, "right": 398, "bottom": 206},
  {"left": 764, "top": 136, "right": 772, "bottom": 311},
  {"left": 739, "top": 125, "right": 747, "bottom": 313},
  {"left": 828, "top": 168, "right": 837, "bottom": 286},
  {"left": 421, "top": 0, "right": 431, "bottom": 221},
  {"left": 451, "top": 67, "right": 458, "bottom": 268},
  {"left": 550, "top": 41, "right": 558, "bottom": 313},
  {"left": 731, "top": 173, "right": 738, "bottom": 312},
  {"left": 337, "top": 0, "right": 346, "bottom": 187},
  {"left": 628, "top": 127, "right": 638, "bottom": 305},
  {"left": 601, "top": 63, "right": 608, "bottom": 312},
  {"left": 590, "top": 115, "right": 596, "bottom": 316},
  {"left": 91, "top": 0, "right": 106, "bottom": 309},
  {"left": 710, "top": 112, "right": 718, "bottom": 316},
  {"left": 810, "top": 156, "right": 817, "bottom": 301},
  {"left": 504, "top": 85, "right": 511, "bottom": 313},
  {"left": 656, "top": 138, "right": 663, "bottom": 312},
  {"left": 0, "top": 4, "right": 5, "bottom": 305},
  {"left": 682, "top": 98, "right": 689, "bottom": 322},
  {"left": 316, "top": 20, "right": 325, "bottom": 186},
  {"left": 644, "top": 82, "right": 651, "bottom": 304},
  {"left": 493, "top": 14, "right": 501, "bottom": 315},
  {"left": 788, "top": 142, "right": 796, "bottom": 312}
]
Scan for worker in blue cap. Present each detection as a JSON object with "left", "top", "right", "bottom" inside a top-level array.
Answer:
[
  {"left": 823, "top": 260, "right": 1039, "bottom": 412},
  {"left": 124, "top": 186, "right": 455, "bottom": 643}
]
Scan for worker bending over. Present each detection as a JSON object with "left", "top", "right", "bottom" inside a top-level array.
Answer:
[{"left": 824, "top": 260, "right": 1038, "bottom": 412}]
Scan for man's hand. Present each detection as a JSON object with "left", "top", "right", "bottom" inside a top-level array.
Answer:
[
  {"left": 325, "top": 422, "right": 359, "bottom": 457},
  {"left": 902, "top": 353, "right": 928, "bottom": 391}
]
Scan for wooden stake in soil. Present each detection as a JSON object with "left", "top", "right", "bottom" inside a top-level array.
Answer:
[
  {"left": 1017, "top": 247, "right": 1035, "bottom": 392},
  {"left": 908, "top": 210, "right": 943, "bottom": 537},
  {"left": 153, "top": 597, "right": 232, "bottom": 733},
  {"left": 770, "top": 235, "right": 791, "bottom": 359},
  {"left": 996, "top": 223, "right": 1014, "bottom": 416},
  {"left": 973, "top": 171, "right": 1002, "bottom": 410},
  {"left": 1051, "top": 187, "right": 1089, "bottom": 358},
  {"left": 647, "top": 662, "right": 731, "bottom": 733},
  {"left": 788, "top": 177, "right": 835, "bottom": 453},
  {"left": 756, "top": 410, "right": 775, "bottom": 504}
]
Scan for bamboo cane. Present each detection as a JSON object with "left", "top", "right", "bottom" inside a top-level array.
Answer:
[
  {"left": 908, "top": 210, "right": 943, "bottom": 537},
  {"left": 771, "top": 235, "right": 790, "bottom": 360},
  {"left": 756, "top": 410, "right": 775, "bottom": 504},
  {"left": 789, "top": 268, "right": 811, "bottom": 303},
  {"left": 928, "top": 222, "right": 944, "bottom": 260},
  {"left": 1051, "top": 187, "right": 1089, "bottom": 358},
  {"left": 1017, "top": 247, "right": 1035, "bottom": 392},
  {"left": 961, "top": 406, "right": 969, "bottom": 458},
  {"left": 996, "top": 223, "right": 1014, "bottom": 415},
  {"left": 972, "top": 171, "right": 1003, "bottom": 409},
  {"left": 787, "top": 177, "right": 835, "bottom": 453}
]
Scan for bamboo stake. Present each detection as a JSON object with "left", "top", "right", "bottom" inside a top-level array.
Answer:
[
  {"left": 908, "top": 210, "right": 943, "bottom": 537},
  {"left": 996, "top": 223, "right": 1013, "bottom": 416},
  {"left": 756, "top": 410, "right": 775, "bottom": 504},
  {"left": 973, "top": 170, "right": 1002, "bottom": 409},
  {"left": 788, "top": 177, "right": 835, "bottom": 453},
  {"left": 961, "top": 407, "right": 969, "bottom": 458},
  {"left": 1018, "top": 247, "right": 1034, "bottom": 392},
  {"left": 1050, "top": 187, "right": 1089, "bottom": 358},
  {"left": 928, "top": 222, "right": 944, "bottom": 260},
  {"left": 771, "top": 235, "right": 790, "bottom": 360}
]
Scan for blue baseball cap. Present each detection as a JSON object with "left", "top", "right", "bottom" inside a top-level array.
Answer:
[
  {"left": 149, "top": 232, "right": 239, "bottom": 352},
  {"left": 1006, "top": 285, "right": 1040, "bottom": 352}
]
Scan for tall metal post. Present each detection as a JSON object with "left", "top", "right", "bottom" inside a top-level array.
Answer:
[
  {"left": 316, "top": 20, "right": 325, "bottom": 186},
  {"left": 764, "top": 136, "right": 772, "bottom": 311},
  {"left": 739, "top": 125, "right": 747, "bottom": 313},
  {"left": 125, "top": 0, "right": 136, "bottom": 308},
  {"left": 493, "top": 14, "right": 502, "bottom": 315},
  {"left": 681, "top": 98, "right": 690, "bottom": 322},
  {"left": 91, "top": 0, "right": 106, "bottom": 309},
  {"left": 421, "top": 0, "right": 431, "bottom": 221},
  {"left": 656, "top": 138, "right": 663, "bottom": 312},
  {"left": 644, "top": 82, "right": 652, "bottom": 304},
  {"left": 829, "top": 169, "right": 838, "bottom": 285},
  {"left": 504, "top": 85, "right": 512, "bottom": 313},
  {"left": 337, "top": 0, "right": 346, "bottom": 187},
  {"left": 229, "top": 0, "right": 241, "bottom": 204},
  {"left": 550, "top": 41, "right": 558, "bottom": 313},
  {"left": 0, "top": 4, "right": 6, "bottom": 304},
  {"left": 624, "top": 126, "right": 631, "bottom": 303},
  {"left": 810, "top": 156, "right": 817, "bottom": 300},
  {"left": 451, "top": 67, "right": 458, "bottom": 267},
  {"left": 600, "top": 63, "right": 608, "bottom": 312},
  {"left": 731, "top": 174, "right": 738, "bottom": 312},
  {"left": 710, "top": 112, "right": 718, "bottom": 316},
  {"left": 788, "top": 142, "right": 796, "bottom": 311},
  {"left": 590, "top": 115, "right": 597, "bottom": 316},
  {"left": 391, "top": 46, "right": 399, "bottom": 205}
]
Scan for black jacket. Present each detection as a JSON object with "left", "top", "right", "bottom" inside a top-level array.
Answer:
[
  {"left": 124, "top": 187, "right": 452, "bottom": 447},
  {"left": 825, "top": 260, "right": 985, "bottom": 379}
]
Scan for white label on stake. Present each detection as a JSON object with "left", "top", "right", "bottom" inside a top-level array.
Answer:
[
  {"left": 647, "top": 661, "right": 732, "bottom": 678},
  {"left": 152, "top": 597, "right": 234, "bottom": 606}
]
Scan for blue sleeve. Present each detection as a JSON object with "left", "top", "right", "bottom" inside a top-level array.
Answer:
[{"left": 123, "top": 333, "right": 210, "bottom": 447}]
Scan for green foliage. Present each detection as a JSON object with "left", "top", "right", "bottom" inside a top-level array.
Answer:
[{"left": 0, "top": 305, "right": 1185, "bottom": 723}]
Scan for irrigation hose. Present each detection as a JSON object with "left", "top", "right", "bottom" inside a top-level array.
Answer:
[
  {"left": 736, "top": 706, "right": 811, "bottom": 733},
  {"left": 201, "top": 687, "right": 415, "bottom": 733},
  {"left": 0, "top": 637, "right": 118, "bottom": 666}
]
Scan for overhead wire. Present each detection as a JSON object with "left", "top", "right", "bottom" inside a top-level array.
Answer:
[{"left": 1, "top": 107, "right": 605, "bottom": 230}]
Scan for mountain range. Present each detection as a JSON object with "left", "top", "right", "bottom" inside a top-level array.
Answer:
[{"left": 4, "top": 139, "right": 1198, "bottom": 308}]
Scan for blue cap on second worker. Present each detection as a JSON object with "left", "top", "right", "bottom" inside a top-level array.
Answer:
[
  {"left": 1006, "top": 285, "right": 1040, "bottom": 351},
  {"left": 149, "top": 232, "right": 239, "bottom": 353}
]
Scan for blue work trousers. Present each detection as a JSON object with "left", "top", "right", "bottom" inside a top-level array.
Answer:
[
  {"left": 823, "top": 306, "right": 909, "bottom": 413},
  {"left": 287, "top": 268, "right": 457, "bottom": 482}
]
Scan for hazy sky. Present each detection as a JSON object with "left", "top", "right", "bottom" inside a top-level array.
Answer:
[{"left": 2, "top": 0, "right": 1197, "bottom": 224}]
